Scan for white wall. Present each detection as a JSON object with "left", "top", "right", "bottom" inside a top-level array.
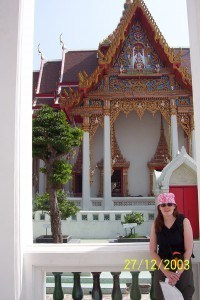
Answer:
[
  {"left": 114, "top": 111, "right": 167, "bottom": 196},
  {"left": 33, "top": 208, "right": 155, "bottom": 239},
  {"left": 178, "top": 125, "right": 188, "bottom": 152},
  {"left": 170, "top": 164, "right": 197, "bottom": 186}
]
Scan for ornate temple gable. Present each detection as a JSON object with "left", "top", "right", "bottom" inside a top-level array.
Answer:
[
  {"left": 90, "top": 0, "right": 191, "bottom": 88},
  {"left": 113, "top": 19, "right": 164, "bottom": 71},
  {"left": 59, "top": 0, "right": 191, "bottom": 112}
]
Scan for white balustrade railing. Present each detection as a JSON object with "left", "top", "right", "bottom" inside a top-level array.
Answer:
[
  {"left": 21, "top": 241, "right": 200, "bottom": 300},
  {"left": 67, "top": 197, "right": 155, "bottom": 208}
]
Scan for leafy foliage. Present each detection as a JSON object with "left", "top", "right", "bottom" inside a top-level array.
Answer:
[
  {"left": 41, "top": 160, "right": 72, "bottom": 188},
  {"left": 122, "top": 212, "right": 144, "bottom": 225},
  {"left": 33, "top": 105, "right": 83, "bottom": 160},
  {"left": 33, "top": 190, "right": 79, "bottom": 220},
  {"left": 32, "top": 105, "right": 83, "bottom": 242}
]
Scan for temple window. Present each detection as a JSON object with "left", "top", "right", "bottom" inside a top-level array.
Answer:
[
  {"left": 81, "top": 214, "right": 88, "bottom": 221},
  {"left": 115, "top": 214, "right": 121, "bottom": 221},
  {"left": 93, "top": 214, "right": 99, "bottom": 221},
  {"left": 104, "top": 214, "right": 110, "bottom": 221}
]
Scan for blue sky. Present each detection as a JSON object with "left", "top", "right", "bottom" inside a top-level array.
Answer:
[{"left": 33, "top": 0, "right": 189, "bottom": 70}]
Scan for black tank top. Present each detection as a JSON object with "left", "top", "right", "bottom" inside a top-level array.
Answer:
[{"left": 156, "top": 215, "right": 185, "bottom": 260}]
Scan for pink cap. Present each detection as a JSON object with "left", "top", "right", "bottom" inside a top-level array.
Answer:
[{"left": 157, "top": 193, "right": 176, "bottom": 206}]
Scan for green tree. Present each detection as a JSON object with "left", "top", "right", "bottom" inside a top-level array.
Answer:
[
  {"left": 33, "top": 105, "right": 83, "bottom": 243},
  {"left": 33, "top": 191, "right": 80, "bottom": 220}
]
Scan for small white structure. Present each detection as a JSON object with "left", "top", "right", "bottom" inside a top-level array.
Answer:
[{"left": 154, "top": 147, "right": 197, "bottom": 195}]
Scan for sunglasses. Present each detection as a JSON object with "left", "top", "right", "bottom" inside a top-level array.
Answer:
[{"left": 160, "top": 203, "right": 174, "bottom": 207}]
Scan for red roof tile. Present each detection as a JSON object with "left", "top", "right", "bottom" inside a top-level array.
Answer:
[
  {"left": 62, "top": 50, "right": 98, "bottom": 83},
  {"left": 33, "top": 71, "right": 39, "bottom": 98},
  {"left": 34, "top": 97, "right": 55, "bottom": 106},
  {"left": 39, "top": 61, "right": 61, "bottom": 93},
  {"left": 181, "top": 48, "right": 191, "bottom": 73}
]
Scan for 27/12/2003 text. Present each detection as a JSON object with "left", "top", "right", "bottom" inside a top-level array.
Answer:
[{"left": 124, "top": 259, "right": 190, "bottom": 271}]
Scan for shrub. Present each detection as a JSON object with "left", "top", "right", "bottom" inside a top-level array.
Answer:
[{"left": 122, "top": 212, "right": 144, "bottom": 225}]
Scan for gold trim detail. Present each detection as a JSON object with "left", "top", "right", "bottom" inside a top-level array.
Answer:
[
  {"left": 177, "top": 113, "right": 191, "bottom": 136},
  {"left": 170, "top": 99, "right": 177, "bottom": 116},
  {"left": 82, "top": 116, "right": 90, "bottom": 132},
  {"left": 190, "top": 114, "right": 195, "bottom": 131},
  {"left": 110, "top": 99, "right": 170, "bottom": 125},
  {"left": 60, "top": 89, "right": 80, "bottom": 108}
]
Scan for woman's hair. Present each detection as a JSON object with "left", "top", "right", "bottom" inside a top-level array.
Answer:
[{"left": 155, "top": 205, "right": 179, "bottom": 233}]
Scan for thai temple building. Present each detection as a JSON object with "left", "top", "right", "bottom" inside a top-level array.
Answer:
[
  {"left": 32, "top": 0, "right": 199, "bottom": 239},
  {"left": 1, "top": 0, "right": 200, "bottom": 298}
]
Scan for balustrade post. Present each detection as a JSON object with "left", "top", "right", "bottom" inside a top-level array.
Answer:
[
  {"left": 91, "top": 272, "right": 102, "bottom": 300},
  {"left": 130, "top": 271, "right": 141, "bottom": 300},
  {"left": 53, "top": 272, "right": 64, "bottom": 300},
  {"left": 111, "top": 272, "right": 122, "bottom": 300},
  {"left": 72, "top": 272, "right": 83, "bottom": 300},
  {"left": 150, "top": 271, "right": 155, "bottom": 300}
]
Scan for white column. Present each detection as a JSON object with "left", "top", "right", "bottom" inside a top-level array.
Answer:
[
  {"left": 103, "top": 111, "right": 112, "bottom": 210},
  {"left": 0, "top": 0, "right": 34, "bottom": 298},
  {"left": 187, "top": 0, "right": 200, "bottom": 236},
  {"left": 170, "top": 99, "right": 179, "bottom": 159},
  {"left": 82, "top": 117, "right": 90, "bottom": 210}
]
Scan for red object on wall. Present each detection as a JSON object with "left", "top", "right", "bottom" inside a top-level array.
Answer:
[{"left": 169, "top": 186, "right": 199, "bottom": 239}]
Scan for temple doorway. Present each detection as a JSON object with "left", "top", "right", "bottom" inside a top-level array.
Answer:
[
  {"left": 111, "top": 169, "right": 122, "bottom": 197},
  {"left": 74, "top": 173, "right": 82, "bottom": 196}
]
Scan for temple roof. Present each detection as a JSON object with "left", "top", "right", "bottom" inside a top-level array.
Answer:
[
  {"left": 39, "top": 60, "right": 61, "bottom": 94},
  {"left": 63, "top": 50, "right": 98, "bottom": 83},
  {"left": 178, "top": 48, "right": 191, "bottom": 73},
  {"left": 33, "top": 0, "right": 192, "bottom": 112},
  {"left": 33, "top": 48, "right": 191, "bottom": 96},
  {"left": 33, "top": 71, "right": 39, "bottom": 95}
]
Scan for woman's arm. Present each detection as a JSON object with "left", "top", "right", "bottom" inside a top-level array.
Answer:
[{"left": 178, "top": 218, "right": 194, "bottom": 275}]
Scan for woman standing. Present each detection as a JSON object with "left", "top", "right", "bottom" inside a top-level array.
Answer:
[{"left": 149, "top": 193, "right": 195, "bottom": 299}]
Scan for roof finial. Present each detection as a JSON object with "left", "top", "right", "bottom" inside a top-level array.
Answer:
[
  {"left": 124, "top": 0, "right": 131, "bottom": 10},
  {"left": 37, "top": 43, "right": 44, "bottom": 60},
  {"left": 60, "top": 33, "right": 65, "bottom": 50}
]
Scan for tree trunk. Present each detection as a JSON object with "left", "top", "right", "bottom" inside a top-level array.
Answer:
[
  {"left": 46, "top": 162, "right": 63, "bottom": 243},
  {"left": 49, "top": 186, "right": 63, "bottom": 243}
]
